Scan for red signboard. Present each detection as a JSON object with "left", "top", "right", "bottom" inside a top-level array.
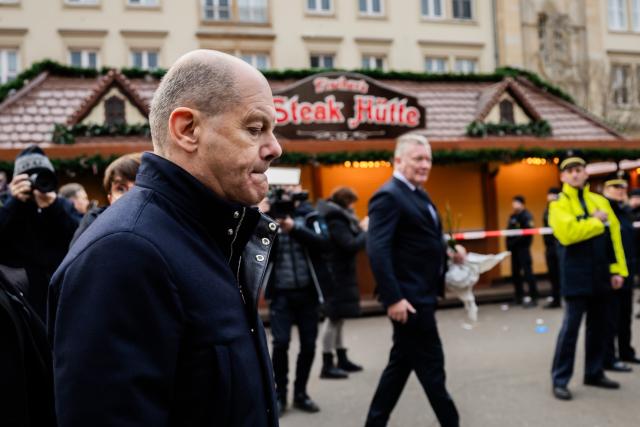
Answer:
[{"left": 273, "top": 72, "right": 426, "bottom": 140}]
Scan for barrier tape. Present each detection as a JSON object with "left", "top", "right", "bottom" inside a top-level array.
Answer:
[{"left": 448, "top": 221, "right": 640, "bottom": 241}]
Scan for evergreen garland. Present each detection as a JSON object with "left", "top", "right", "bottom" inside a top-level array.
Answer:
[
  {"left": 2, "top": 147, "right": 640, "bottom": 175},
  {"left": 52, "top": 123, "right": 151, "bottom": 145},
  {"left": 466, "top": 120, "right": 552, "bottom": 138},
  {"left": 0, "top": 60, "right": 575, "bottom": 105}
]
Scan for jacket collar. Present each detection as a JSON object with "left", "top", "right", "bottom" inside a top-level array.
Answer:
[
  {"left": 562, "top": 182, "right": 591, "bottom": 198},
  {"left": 135, "top": 152, "right": 260, "bottom": 257}
]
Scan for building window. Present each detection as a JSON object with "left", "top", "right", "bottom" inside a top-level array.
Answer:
[
  {"left": 611, "top": 64, "right": 631, "bottom": 105},
  {"left": 203, "top": 0, "right": 231, "bottom": 20},
  {"left": 455, "top": 58, "right": 477, "bottom": 73},
  {"left": 131, "top": 50, "right": 159, "bottom": 70},
  {"left": 310, "top": 54, "right": 334, "bottom": 68},
  {"left": 105, "top": 96, "right": 126, "bottom": 126},
  {"left": 65, "top": 0, "right": 99, "bottom": 5},
  {"left": 452, "top": 0, "right": 471, "bottom": 20},
  {"left": 632, "top": 0, "right": 640, "bottom": 31},
  {"left": 608, "top": 0, "right": 628, "bottom": 30},
  {"left": 127, "top": 0, "right": 159, "bottom": 6},
  {"left": 240, "top": 53, "right": 270, "bottom": 70},
  {"left": 361, "top": 55, "right": 384, "bottom": 70},
  {"left": 425, "top": 57, "right": 448, "bottom": 73},
  {"left": 0, "top": 49, "right": 19, "bottom": 84},
  {"left": 307, "top": 0, "right": 332, "bottom": 14},
  {"left": 499, "top": 100, "right": 515, "bottom": 124},
  {"left": 69, "top": 50, "right": 99, "bottom": 69},
  {"left": 421, "top": 0, "right": 443, "bottom": 18},
  {"left": 238, "top": 0, "right": 268, "bottom": 22},
  {"left": 359, "top": 0, "right": 383, "bottom": 16}
]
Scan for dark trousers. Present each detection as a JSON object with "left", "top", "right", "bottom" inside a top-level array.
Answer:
[
  {"left": 552, "top": 295, "right": 607, "bottom": 387},
  {"left": 511, "top": 246, "right": 538, "bottom": 301},
  {"left": 365, "top": 305, "right": 459, "bottom": 427},
  {"left": 269, "top": 288, "right": 319, "bottom": 400},
  {"left": 545, "top": 247, "right": 560, "bottom": 303},
  {"left": 605, "top": 284, "right": 636, "bottom": 363}
]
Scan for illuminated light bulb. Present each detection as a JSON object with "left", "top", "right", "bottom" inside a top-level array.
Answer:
[
  {"left": 353, "top": 162, "right": 360, "bottom": 168},
  {"left": 344, "top": 161, "right": 351, "bottom": 167},
  {"left": 553, "top": 157, "right": 560, "bottom": 164},
  {"left": 368, "top": 161, "right": 374, "bottom": 168},
  {"left": 374, "top": 161, "right": 380, "bottom": 168}
]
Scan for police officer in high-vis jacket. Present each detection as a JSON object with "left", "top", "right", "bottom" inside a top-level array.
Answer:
[{"left": 549, "top": 154, "right": 628, "bottom": 401}]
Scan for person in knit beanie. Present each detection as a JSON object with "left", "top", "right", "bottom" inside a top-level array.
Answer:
[{"left": 0, "top": 145, "right": 79, "bottom": 320}]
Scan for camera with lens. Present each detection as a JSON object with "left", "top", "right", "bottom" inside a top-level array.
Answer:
[
  {"left": 268, "top": 188, "right": 309, "bottom": 219},
  {"left": 13, "top": 147, "right": 58, "bottom": 193}
]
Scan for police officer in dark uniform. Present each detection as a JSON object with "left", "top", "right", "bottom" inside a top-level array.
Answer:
[
  {"left": 549, "top": 154, "right": 628, "bottom": 401},
  {"left": 602, "top": 172, "right": 640, "bottom": 367},
  {"left": 507, "top": 195, "right": 538, "bottom": 307},
  {"left": 543, "top": 188, "right": 561, "bottom": 308}
]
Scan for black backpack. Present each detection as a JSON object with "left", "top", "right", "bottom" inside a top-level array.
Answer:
[{"left": 0, "top": 265, "right": 56, "bottom": 427}]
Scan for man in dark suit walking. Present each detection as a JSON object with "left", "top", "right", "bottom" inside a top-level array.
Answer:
[{"left": 364, "top": 134, "right": 460, "bottom": 427}]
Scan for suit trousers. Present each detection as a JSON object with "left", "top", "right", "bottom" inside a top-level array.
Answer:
[
  {"left": 510, "top": 246, "right": 538, "bottom": 301},
  {"left": 365, "top": 305, "right": 459, "bottom": 427},
  {"left": 551, "top": 295, "right": 607, "bottom": 387}
]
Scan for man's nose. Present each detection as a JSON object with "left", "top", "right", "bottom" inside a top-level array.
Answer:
[{"left": 263, "top": 132, "right": 282, "bottom": 162}]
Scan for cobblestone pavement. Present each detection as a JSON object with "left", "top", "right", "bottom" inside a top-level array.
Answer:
[{"left": 270, "top": 299, "right": 640, "bottom": 427}]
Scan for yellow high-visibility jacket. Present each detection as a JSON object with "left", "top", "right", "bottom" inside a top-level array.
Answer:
[{"left": 549, "top": 183, "right": 628, "bottom": 296}]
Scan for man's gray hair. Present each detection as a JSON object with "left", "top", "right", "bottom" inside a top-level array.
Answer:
[
  {"left": 394, "top": 133, "right": 430, "bottom": 158},
  {"left": 59, "top": 182, "right": 84, "bottom": 199},
  {"left": 149, "top": 56, "right": 239, "bottom": 153}
]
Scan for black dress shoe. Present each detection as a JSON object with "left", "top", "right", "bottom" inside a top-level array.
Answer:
[
  {"left": 604, "top": 361, "right": 633, "bottom": 372},
  {"left": 621, "top": 356, "right": 640, "bottom": 364},
  {"left": 584, "top": 376, "right": 620, "bottom": 389},
  {"left": 293, "top": 393, "right": 320, "bottom": 413},
  {"left": 552, "top": 386, "right": 572, "bottom": 400}
]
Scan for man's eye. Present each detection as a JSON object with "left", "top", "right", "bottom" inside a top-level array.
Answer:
[{"left": 248, "top": 127, "right": 262, "bottom": 135}]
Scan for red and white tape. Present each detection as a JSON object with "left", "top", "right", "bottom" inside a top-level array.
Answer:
[{"left": 449, "top": 222, "right": 640, "bottom": 241}]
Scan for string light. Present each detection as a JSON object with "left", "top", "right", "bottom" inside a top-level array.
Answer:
[
  {"left": 342, "top": 160, "right": 392, "bottom": 169},
  {"left": 521, "top": 157, "right": 548, "bottom": 166}
]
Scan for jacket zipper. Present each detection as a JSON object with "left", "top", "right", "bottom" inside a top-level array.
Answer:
[{"left": 230, "top": 207, "right": 247, "bottom": 305}]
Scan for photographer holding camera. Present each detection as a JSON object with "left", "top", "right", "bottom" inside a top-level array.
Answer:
[
  {"left": 0, "top": 146, "right": 79, "bottom": 320},
  {"left": 264, "top": 185, "right": 333, "bottom": 417}
]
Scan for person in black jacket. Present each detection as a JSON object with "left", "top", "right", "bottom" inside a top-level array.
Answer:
[
  {"left": 602, "top": 173, "right": 640, "bottom": 369},
  {"left": 48, "top": 50, "right": 283, "bottom": 427},
  {"left": 364, "top": 134, "right": 461, "bottom": 427},
  {"left": 543, "top": 187, "right": 562, "bottom": 309},
  {"left": 316, "top": 187, "right": 368, "bottom": 378},
  {"left": 264, "top": 186, "right": 332, "bottom": 416},
  {"left": 507, "top": 195, "right": 538, "bottom": 307},
  {"left": 69, "top": 152, "right": 141, "bottom": 247},
  {"left": 0, "top": 265, "right": 56, "bottom": 427},
  {"left": 0, "top": 146, "right": 79, "bottom": 320}
]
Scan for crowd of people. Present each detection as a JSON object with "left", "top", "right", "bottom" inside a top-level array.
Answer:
[{"left": 0, "top": 48, "right": 638, "bottom": 427}]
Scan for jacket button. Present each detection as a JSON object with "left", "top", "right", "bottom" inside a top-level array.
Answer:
[
  {"left": 256, "top": 254, "right": 265, "bottom": 262},
  {"left": 268, "top": 222, "right": 277, "bottom": 231},
  {"left": 227, "top": 228, "right": 234, "bottom": 236},
  {"left": 250, "top": 328, "right": 255, "bottom": 334},
  {"left": 233, "top": 211, "right": 240, "bottom": 218},
  {"left": 261, "top": 237, "right": 270, "bottom": 245}
]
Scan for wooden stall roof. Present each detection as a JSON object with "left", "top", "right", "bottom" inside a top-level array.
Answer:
[{"left": 0, "top": 69, "right": 628, "bottom": 156}]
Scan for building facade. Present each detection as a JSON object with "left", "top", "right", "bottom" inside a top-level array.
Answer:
[
  {"left": 0, "top": 0, "right": 496, "bottom": 79},
  {"left": 496, "top": 0, "right": 640, "bottom": 137}
]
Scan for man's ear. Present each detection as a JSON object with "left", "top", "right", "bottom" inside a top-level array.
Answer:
[{"left": 168, "top": 107, "right": 201, "bottom": 154}]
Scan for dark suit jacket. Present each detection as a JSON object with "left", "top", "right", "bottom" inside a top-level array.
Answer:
[{"left": 367, "top": 177, "right": 447, "bottom": 309}]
